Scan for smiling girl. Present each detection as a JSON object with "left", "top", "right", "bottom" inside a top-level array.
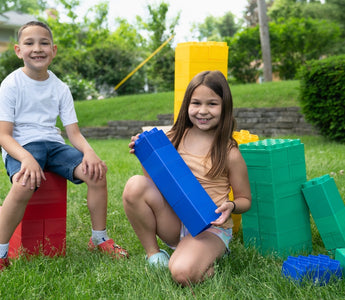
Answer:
[{"left": 123, "top": 70, "right": 251, "bottom": 286}]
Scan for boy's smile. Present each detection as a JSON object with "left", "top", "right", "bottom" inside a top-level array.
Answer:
[{"left": 14, "top": 25, "right": 57, "bottom": 81}]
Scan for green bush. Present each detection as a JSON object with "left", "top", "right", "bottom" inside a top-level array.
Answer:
[
  {"left": 298, "top": 55, "right": 345, "bottom": 142},
  {"left": 62, "top": 73, "right": 99, "bottom": 101}
]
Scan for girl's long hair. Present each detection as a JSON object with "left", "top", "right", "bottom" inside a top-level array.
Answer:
[{"left": 169, "top": 70, "right": 237, "bottom": 178}]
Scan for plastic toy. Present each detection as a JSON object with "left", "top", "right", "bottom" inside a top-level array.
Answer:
[
  {"left": 134, "top": 128, "right": 220, "bottom": 237},
  {"left": 282, "top": 254, "right": 342, "bottom": 285}
]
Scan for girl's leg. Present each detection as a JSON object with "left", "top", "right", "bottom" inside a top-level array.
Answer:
[
  {"left": 122, "top": 175, "right": 181, "bottom": 258},
  {"left": 169, "top": 231, "right": 227, "bottom": 286},
  {"left": 0, "top": 174, "right": 34, "bottom": 244}
]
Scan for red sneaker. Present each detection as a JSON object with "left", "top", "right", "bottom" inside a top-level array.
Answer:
[
  {"left": 0, "top": 258, "right": 10, "bottom": 271},
  {"left": 88, "top": 238, "right": 129, "bottom": 259}
]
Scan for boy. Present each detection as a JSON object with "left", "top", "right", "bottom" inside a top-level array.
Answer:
[{"left": 0, "top": 21, "right": 128, "bottom": 270}]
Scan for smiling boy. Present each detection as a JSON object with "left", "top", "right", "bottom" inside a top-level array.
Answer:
[{"left": 0, "top": 21, "right": 128, "bottom": 270}]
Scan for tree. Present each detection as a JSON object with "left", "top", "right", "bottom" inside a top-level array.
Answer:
[
  {"left": 138, "top": 2, "right": 179, "bottom": 92},
  {"left": 192, "top": 11, "right": 239, "bottom": 41},
  {"left": 0, "top": 0, "right": 47, "bottom": 14},
  {"left": 270, "top": 17, "right": 342, "bottom": 79},
  {"left": 257, "top": 0, "right": 272, "bottom": 82}
]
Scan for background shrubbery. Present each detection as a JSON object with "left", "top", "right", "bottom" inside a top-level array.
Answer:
[{"left": 298, "top": 55, "right": 345, "bottom": 142}]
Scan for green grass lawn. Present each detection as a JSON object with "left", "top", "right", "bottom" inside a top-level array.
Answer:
[
  {"left": 0, "top": 136, "right": 345, "bottom": 299},
  {"left": 71, "top": 80, "right": 300, "bottom": 128}
]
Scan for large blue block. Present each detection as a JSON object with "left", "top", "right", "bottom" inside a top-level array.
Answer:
[
  {"left": 282, "top": 254, "right": 342, "bottom": 285},
  {"left": 134, "top": 128, "right": 220, "bottom": 237}
]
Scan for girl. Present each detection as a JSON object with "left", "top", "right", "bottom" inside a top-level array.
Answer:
[{"left": 122, "top": 70, "right": 251, "bottom": 286}]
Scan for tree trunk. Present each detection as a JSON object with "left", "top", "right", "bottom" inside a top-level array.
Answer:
[{"left": 257, "top": 0, "right": 272, "bottom": 82}]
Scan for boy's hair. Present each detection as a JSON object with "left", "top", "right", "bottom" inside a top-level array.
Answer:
[
  {"left": 169, "top": 70, "right": 237, "bottom": 178},
  {"left": 17, "top": 21, "right": 54, "bottom": 43}
]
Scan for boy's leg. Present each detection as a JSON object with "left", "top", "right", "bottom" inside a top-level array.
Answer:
[
  {"left": 73, "top": 163, "right": 108, "bottom": 231},
  {"left": 168, "top": 232, "right": 227, "bottom": 286},
  {"left": 73, "top": 162, "right": 128, "bottom": 258},
  {"left": 122, "top": 175, "right": 181, "bottom": 258},
  {"left": 0, "top": 174, "right": 34, "bottom": 244}
]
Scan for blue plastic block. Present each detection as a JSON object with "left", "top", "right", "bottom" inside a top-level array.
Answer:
[
  {"left": 134, "top": 128, "right": 220, "bottom": 237},
  {"left": 282, "top": 254, "right": 343, "bottom": 285}
]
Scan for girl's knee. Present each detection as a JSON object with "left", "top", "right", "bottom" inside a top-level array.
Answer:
[
  {"left": 122, "top": 175, "right": 147, "bottom": 203},
  {"left": 169, "top": 260, "right": 201, "bottom": 286}
]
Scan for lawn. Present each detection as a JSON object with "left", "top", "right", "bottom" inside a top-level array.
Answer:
[
  {"left": 71, "top": 80, "right": 300, "bottom": 128},
  {"left": 1, "top": 80, "right": 345, "bottom": 298},
  {"left": 0, "top": 136, "right": 344, "bottom": 299}
]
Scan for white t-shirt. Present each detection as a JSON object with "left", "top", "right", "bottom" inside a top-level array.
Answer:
[{"left": 0, "top": 68, "right": 78, "bottom": 161}]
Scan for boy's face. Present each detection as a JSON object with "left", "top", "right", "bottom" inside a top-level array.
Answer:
[{"left": 14, "top": 25, "right": 57, "bottom": 79}]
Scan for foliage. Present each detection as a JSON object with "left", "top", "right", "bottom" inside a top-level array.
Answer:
[
  {"left": 298, "top": 55, "right": 345, "bottom": 142},
  {"left": 227, "top": 17, "right": 342, "bottom": 83},
  {"left": 138, "top": 1, "right": 178, "bottom": 92},
  {"left": 0, "top": 0, "right": 47, "bottom": 14},
  {"left": 0, "top": 43, "right": 23, "bottom": 82},
  {"left": 192, "top": 12, "right": 239, "bottom": 41},
  {"left": 62, "top": 73, "right": 99, "bottom": 101},
  {"left": 227, "top": 26, "right": 261, "bottom": 83},
  {"left": 269, "top": 17, "right": 342, "bottom": 80}
]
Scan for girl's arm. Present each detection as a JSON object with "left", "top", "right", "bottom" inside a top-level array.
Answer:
[
  {"left": 65, "top": 123, "right": 107, "bottom": 181},
  {"left": 212, "top": 146, "right": 252, "bottom": 226}
]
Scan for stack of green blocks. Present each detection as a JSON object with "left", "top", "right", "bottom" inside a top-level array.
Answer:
[
  {"left": 239, "top": 139, "right": 313, "bottom": 257},
  {"left": 302, "top": 175, "right": 345, "bottom": 252}
]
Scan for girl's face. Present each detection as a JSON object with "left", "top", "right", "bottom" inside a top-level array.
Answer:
[
  {"left": 14, "top": 25, "right": 57, "bottom": 80},
  {"left": 188, "top": 84, "right": 222, "bottom": 132}
]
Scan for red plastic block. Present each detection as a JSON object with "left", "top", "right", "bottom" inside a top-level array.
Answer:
[{"left": 5, "top": 172, "right": 67, "bottom": 258}]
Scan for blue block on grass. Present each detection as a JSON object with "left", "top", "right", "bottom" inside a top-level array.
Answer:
[
  {"left": 282, "top": 254, "right": 342, "bottom": 285},
  {"left": 134, "top": 128, "right": 220, "bottom": 237}
]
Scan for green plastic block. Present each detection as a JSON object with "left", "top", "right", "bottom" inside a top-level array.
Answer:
[
  {"left": 240, "top": 139, "right": 305, "bottom": 168},
  {"left": 302, "top": 174, "right": 345, "bottom": 219},
  {"left": 335, "top": 248, "right": 345, "bottom": 270}
]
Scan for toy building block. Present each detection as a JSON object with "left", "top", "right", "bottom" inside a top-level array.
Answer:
[
  {"left": 239, "top": 139, "right": 312, "bottom": 257},
  {"left": 302, "top": 175, "right": 345, "bottom": 251},
  {"left": 174, "top": 41, "right": 228, "bottom": 120},
  {"left": 335, "top": 248, "right": 345, "bottom": 271},
  {"left": 230, "top": 130, "right": 259, "bottom": 234},
  {"left": 282, "top": 254, "right": 343, "bottom": 285},
  {"left": 7, "top": 172, "right": 67, "bottom": 258},
  {"left": 134, "top": 128, "right": 220, "bottom": 237}
]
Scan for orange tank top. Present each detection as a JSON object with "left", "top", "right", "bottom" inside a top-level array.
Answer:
[{"left": 177, "top": 135, "right": 233, "bottom": 229}]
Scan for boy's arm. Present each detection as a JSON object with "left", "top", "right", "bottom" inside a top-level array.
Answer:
[
  {"left": 65, "top": 123, "right": 107, "bottom": 181},
  {"left": 0, "top": 121, "right": 45, "bottom": 189}
]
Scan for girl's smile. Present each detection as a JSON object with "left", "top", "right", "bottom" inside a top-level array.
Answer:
[{"left": 188, "top": 84, "right": 222, "bottom": 131}]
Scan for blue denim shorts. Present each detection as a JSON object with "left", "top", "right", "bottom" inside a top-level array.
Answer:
[
  {"left": 180, "top": 224, "right": 233, "bottom": 251},
  {"left": 5, "top": 141, "right": 83, "bottom": 184},
  {"left": 166, "top": 224, "right": 233, "bottom": 254}
]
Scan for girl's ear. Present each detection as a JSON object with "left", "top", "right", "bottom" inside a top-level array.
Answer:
[{"left": 14, "top": 44, "right": 23, "bottom": 59}]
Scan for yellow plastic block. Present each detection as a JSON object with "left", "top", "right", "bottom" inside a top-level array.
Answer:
[
  {"left": 233, "top": 130, "right": 259, "bottom": 145},
  {"left": 174, "top": 41, "right": 229, "bottom": 121}
]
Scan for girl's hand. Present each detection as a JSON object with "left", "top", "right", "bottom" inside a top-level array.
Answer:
[
  {"left": 211, "top": 201, "right": 235, "bottom": 226},
  {"left": 128, "top": 133, "right": 140, "bottom": 154}
]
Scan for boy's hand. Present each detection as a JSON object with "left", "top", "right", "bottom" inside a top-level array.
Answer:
[
  {"left": 16, "top": 156, "right": 46, "bottom": 190},
  {"left": 128, "top": 133, "right": 140, "bottom": 154},
  {"left": 81, "top": 149, "right": 107, "bottom": 181}
]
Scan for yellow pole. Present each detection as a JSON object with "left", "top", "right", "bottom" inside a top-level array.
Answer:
[{"left": 114, "top": 35, "right": 174, "bottom": 91}]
